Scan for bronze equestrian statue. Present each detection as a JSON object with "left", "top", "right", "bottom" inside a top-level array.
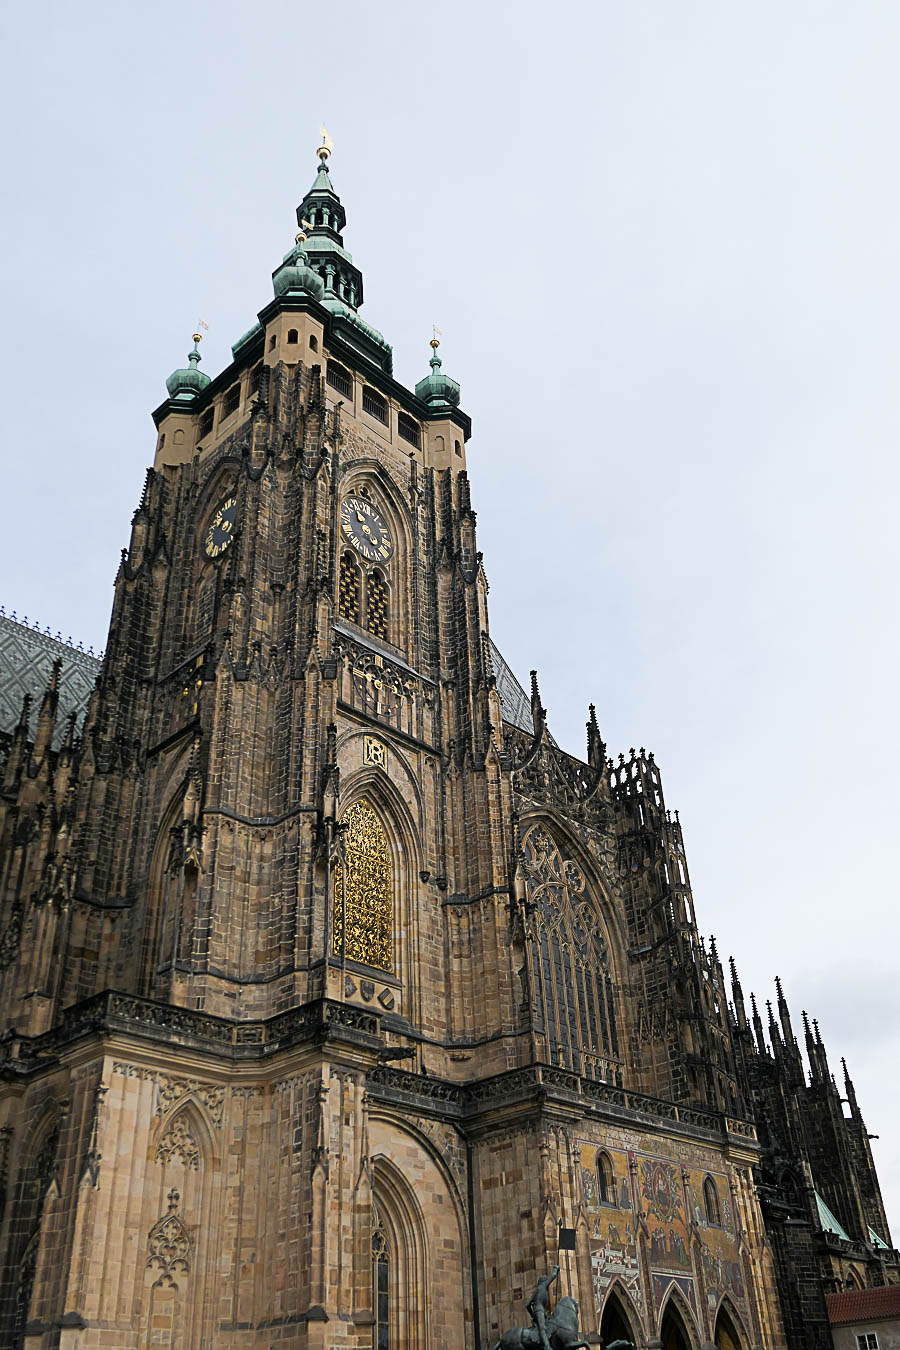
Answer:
[{"left": 492, "top": 1266, "right": 591, "bottom": 1350}]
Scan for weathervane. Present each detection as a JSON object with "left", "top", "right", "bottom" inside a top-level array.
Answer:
[{"left": 318, "top": 124, "right": 333, "bottom": 161}]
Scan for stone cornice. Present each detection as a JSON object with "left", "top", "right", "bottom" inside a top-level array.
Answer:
[{"left": 0, "top": 991, "right": 759, "bottom": 1155}]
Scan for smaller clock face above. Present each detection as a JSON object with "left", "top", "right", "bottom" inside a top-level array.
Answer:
[
  {"left": 340, "top": 496, "right": 393, "bottom": 563},
  {"left": 204, "top": 496, "right": 237, "bottom": 558}
]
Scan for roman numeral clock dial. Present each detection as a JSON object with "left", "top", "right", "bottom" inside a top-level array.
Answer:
[
  {"left": 204, "top": 496, "right": 238, "bottom": 559},
  {"left": 340, "top": 496, "right": 393, "bottom": 562}
]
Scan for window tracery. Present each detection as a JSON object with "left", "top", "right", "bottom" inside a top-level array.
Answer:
[
  {"left": 523, "top": 824, "right": 621, "bottom": 1081},
  {"left": 366, "top": 570, "right": 388, "bottom": 640},
  {"left": 339, "top": 550, "right": 392, "bottom": 643},
  {"left": 339, "top": 552, "right": 361, "bottom": 624},
  {"left": 333, "top": 799, "right": 393, "bottom": 971}
]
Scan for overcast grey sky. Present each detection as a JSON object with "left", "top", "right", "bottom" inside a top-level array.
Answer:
[{"left": 3, "top": 2, "right": 898, "bottom": 1233}]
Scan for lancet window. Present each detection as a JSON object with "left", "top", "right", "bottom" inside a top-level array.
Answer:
[
  {"left": 523, "top": 824, "right": 621, "bottom": 1082},
  {"left": 333, "top": 799, "right": 393, "bottom": 971},
  {"left": 372, "top": 1209, "right": 390, "bottom": 1350},
  {"left": 704, "top": 1175, "right": 721, "bottom": 1226}
]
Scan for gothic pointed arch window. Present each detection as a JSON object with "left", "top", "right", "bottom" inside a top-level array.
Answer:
[
  {"left": 704, "top": 1175, "right": 721, "bottom": 1227},
  {"left": 372, "top": 1206, "right": 390, "bottom": 1350},
  {"left": 337, "top": 485, "right": 402, "bottom": 648},
  {"left": 333, "top": 799, "right": 393, "bottom": 971},
  {"left": 8, "top": 1123, "right": 59, "bottom": 1347},
  {"left": 597, "top": 1151, "right": 616, "bottom": 1206},
  {"left": 522, "top": 823, "right": 621, "bottom": 1082}
]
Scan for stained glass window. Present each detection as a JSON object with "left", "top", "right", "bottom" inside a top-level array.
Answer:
[
  {"left": 339, "top": 552, "right": 361, "bottom": 624},
  {"left": 522, "top": 824, "right": 621, "bottom": 1081},
  {"left": 333, "top": 800, "right": 393, "bottom": 971}
]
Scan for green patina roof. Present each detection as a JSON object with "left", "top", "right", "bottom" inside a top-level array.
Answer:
[
  {"left": 165, "top": 337, "right": 211, "bottom": 402},
  {"left": 415, "top": 343, "right": 461, "bottom": 409},
  {"left": 868, "top": 1225, "right": 890, "bottom": 1250},
  {"left": 232, "top": 322, "right": 263, "bottom": 358},
  {"left": 815, "top": 1192, "right": 851, "bottom": 1240}
]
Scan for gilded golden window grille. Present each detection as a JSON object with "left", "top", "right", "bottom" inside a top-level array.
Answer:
[
  {"left": 522, "top": 824, "right": 621, "bottom": 1083},
  {"left": 333, "top": 799, "right": 393, "bottom": 970},
  {"left": 366, "top": 569, "right": 389, "bottom": 640},
  {"left": 339, "top": 552, "right": 361, "bottom": 624}
]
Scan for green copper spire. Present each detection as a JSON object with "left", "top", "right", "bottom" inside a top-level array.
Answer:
[
  {"left": 272, "top": 226, "right": 325, "bottom": 301},
  {"left": 296, "top": 142, "right": 364, "bottom": 312},
  {"left": 165, "top": 333, "right": 211, "bottom": 402},
  {"left": 415, "top": 338, "right": 461, "bottom": 409}
]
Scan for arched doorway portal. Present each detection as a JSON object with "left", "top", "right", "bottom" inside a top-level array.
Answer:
[
  {"left": 660, "top": 1294, "right": 696, "bottom": 1350},
  {"left": 714, "top": 1301, "right": 745, "bottom": 1350},
  {"left": 600, "top": 1285, "right": 639, "bottom": 1347}
]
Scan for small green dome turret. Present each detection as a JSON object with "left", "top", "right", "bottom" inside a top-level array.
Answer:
[
  {"left": 165, "top": 334, "right": 211, "bottom": 402},
  {"left": 273, "top": 230, "right": 325, "bottom": 300},
  {"left": 415, "top": 339, "right": 460, "bottom": 409}
]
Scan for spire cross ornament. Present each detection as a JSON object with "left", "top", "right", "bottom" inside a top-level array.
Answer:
[{"left": 318, "top": 124, "right": 333, "bottom": 160}]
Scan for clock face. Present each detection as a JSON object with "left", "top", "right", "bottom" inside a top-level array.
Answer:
[
  {"left": 204, "top": 496, "right": 237, "bottom": 558},
  {"left": 340, "top": 496, "right": 393, "bottom": 563}
]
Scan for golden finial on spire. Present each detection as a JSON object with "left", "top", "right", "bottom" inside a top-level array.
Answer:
[
  {"left": 318, "top": 124, "right": 333, "bottom": 161},
  {"left": 431, "top": 324, "right": 442, "bottom": 350}
]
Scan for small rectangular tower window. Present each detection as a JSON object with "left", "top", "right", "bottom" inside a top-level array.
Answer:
[
  {"left": 199, "top": 407, "right": 215, "bottom": 439},
  {"left": 397, "top": 412, "right": 421, "bottom": 448},
  {"left": 222, "top": 383, "right": 241, "bottom": 418},
  {"left": 362, "top": 387, "right": 388, "bottom": 424}
]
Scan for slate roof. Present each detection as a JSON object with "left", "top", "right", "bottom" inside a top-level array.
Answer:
[
  {"left": 0, "top": 609, "right": 536, "bottom": 756},
  {"left": 826, "top": 1284, "right": 900, "bottom": 1325},
  {"left": 489, "top": 638, "right": 534, "bottom": 735},
  {"left": 0, "top": 609, "right": 101, "bottom": 750}
]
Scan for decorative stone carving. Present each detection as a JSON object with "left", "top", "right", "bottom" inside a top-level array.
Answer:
[
  {"left": 147, "top": 1190, "right": 191, "bottom": 1283},
  {"left": 155, "top": 1076, "right": 225, "bottom": 1127},
  {"left": 156, "top": 1116, "right": 200, "bottom": 1170}
]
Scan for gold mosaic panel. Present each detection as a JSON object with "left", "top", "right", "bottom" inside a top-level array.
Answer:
[
  {"left": 339, "top": 552, "right": 361, "bottom": 623},
  {"left": 333, "top": 799, "right": 393, "bottom": 970}
]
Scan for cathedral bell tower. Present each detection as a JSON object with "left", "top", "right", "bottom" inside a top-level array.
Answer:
[{"left": 0, "top": 144, "right": 812, "bottom": 1350}]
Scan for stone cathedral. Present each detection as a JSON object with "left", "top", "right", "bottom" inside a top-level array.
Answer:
[{"left": 0, "top": 147, "right": 895, "bottom": 1350}]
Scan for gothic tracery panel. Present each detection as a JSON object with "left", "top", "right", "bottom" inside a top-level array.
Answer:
[
  {"left": 523, "top": 824, "right": 621, "bottom": 1082},
  {"left": 339, "top": 551, "right": 361, "bottom": 624},
  {"left": 333, "top": 799, "right": 393, "bottom": 971},
  {"left": 366, "top": 569, "right": 389, "bottom": 640}
]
